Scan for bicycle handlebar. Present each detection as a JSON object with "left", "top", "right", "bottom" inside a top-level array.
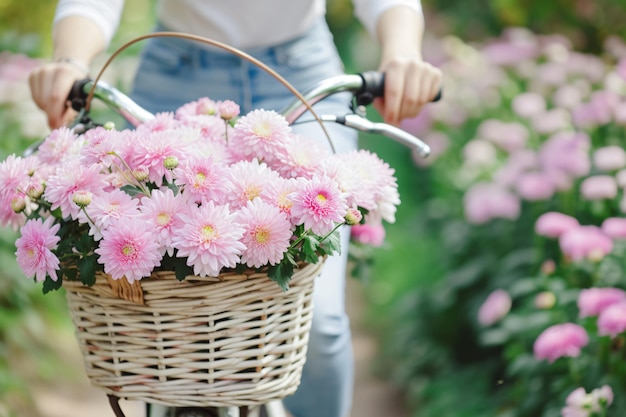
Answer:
[{"left": 59, "top": 71, "right": 440, "bottom": 157}]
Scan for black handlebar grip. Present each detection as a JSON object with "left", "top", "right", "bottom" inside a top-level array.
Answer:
[
  {"left": 356, "top": 70, "right": 442, "bottom": 106},
  {"left": 67, "top": 78, "right": 92, "bottom": 111}
]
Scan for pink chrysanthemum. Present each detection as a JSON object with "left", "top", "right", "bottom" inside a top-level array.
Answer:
[
  {"left": 172, "top": 201, "right": 245, "bottom": 277},
  {"left": 125, "top": 129, "right": 192, "bottom": 187},
  {"left": 230, "top": 109, "right": 291, "bottom": 162},
  {"left": 37, "top": 126, "right": 81, "bottom": 164},
  {"left": 80, "top": 126, "right": 123, "bottom": 168},
  {"left": 44, "top": 160, "right": 108, "bottom": 220},
  {"left": 236, "top": 199, "right": 292, "bottom": 268},
  {"left": 94, "top": 217, "right": 162, "bottom": 283},
  {"left": 78, "top": 188, "right": 140, "bottom": 240},
  {"left": 290, "top": 175, "right": 348, "bottom": 235},
  {"left": 226, "top": 159, "right": 281, "bottom": 209},
  {"left": 261, "top": 177, "right": 299, "bottom": 216},
  {"left": 173, "top": 155, "right": 231, "bottom": 204},
  {"left": 136, "top": 112, "right": 178, "bottom": 133},
  {"left": 15, "top": 217, "right": 61, "bottom": 282},
  {"left": 270, "top": 133, "right": 330, "bottom": 178},
  {"left": 176, "top": 97, "right": 219, "bottom": 118},
  {"left": 138, "top": 188, "right": 188, "bottom": 256},
  {"left": 0, "top": 154, "right": 37, "bottom": 199}
]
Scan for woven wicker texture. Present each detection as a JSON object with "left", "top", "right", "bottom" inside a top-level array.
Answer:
[{"left": 64, "top": 261, "right": 323, "bottom": 407}]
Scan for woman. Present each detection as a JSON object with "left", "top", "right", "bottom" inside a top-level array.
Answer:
[{"left": 29, "top": 2, "right": 442, "bottom": 416}]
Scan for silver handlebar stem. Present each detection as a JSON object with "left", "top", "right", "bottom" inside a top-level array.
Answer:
[
  {"left": 280, "top": 74, "right": 364, "bottom": 124},
  {"left": 82, "top": 80, "right": 155, "bottom": 126}
]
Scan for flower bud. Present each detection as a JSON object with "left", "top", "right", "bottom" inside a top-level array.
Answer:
[
  {"left": 164, "top": 156, "right": 179, "bottom": 170},
  {"left": 11, "top": 196, "right": 26, "bottom": 213},
  {"left": 540, "top": 259, "right": 556, "bottom": 275},
  {"left": 103, "top": 121, "right": 116, "bottom": 130},
  {"left": 344, "top": 208, "right": 363, "bottom": 225},
  {"left": 72, "top": 190, "right": 92, "bottom": 208},
  {"left": 219, "top": 100, "right": 240, "bottom": 121},
  {"left": 133, "top": 166, "right": 150, "bottom": 182},
  {"left": 26, "top": 182, "right": 44, "bottom": 199},
  {"left": 535, "top": 291, "right": 556, "bottom": 309}
]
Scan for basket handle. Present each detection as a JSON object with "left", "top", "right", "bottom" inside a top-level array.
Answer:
[{"left": 85, "top": 31, "right": 335, "bottom": 152}]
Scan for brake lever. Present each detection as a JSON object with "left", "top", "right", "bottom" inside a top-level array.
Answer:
[{"left": 329, "top": 113, "right": 431, "bottom": 157}]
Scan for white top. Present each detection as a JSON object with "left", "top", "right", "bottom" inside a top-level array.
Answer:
[{"left": 54, "top": 0, "right": 423, "bottom": 49}]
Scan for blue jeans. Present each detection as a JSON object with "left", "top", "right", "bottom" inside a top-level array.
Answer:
[{"left": 130, "top": 19, "right": 357, "bottom": 417}]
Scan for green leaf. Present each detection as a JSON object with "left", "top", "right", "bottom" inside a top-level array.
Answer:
[
  {"left": 42, "top": 275, "right": 63, "bottom": 294},
  {"left": 268, "top": 261, "right": 294, "bottom": 292},
  {"left": 302, "top": 235, "right": 320, "bottom": 264},
  {"left": 319, "top": 230, "right": 341, "bottom": 256},
  {"left": 79, "top": 254, "right": 97, "bottom": 286},
  {"left": 174, "top": 260, "right": 192, "bottom": 281},
  {"left": 120, "top": 184, "right": 143, "bottom": 197}
]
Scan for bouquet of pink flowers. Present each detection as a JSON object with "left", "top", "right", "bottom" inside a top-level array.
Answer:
[{"left": 0, "top": 97, "right": 399, "bottom": 293}]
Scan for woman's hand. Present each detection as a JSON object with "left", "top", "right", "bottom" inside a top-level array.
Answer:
[
  {"left": 29, "top": 61, "right": 87, "bottom": 129},
  {"left": 375, "top": 55, "right": 442, "bottom": 126}
]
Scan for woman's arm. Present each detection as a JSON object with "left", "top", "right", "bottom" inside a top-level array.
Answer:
[
  {"left": 374, "top": 5, "right": 442, "bottom": 125},
  {"left": 29, "top": 0, "right": 123, "bottom": 129}
]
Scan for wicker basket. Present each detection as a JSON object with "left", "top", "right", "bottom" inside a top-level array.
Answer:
[{"left": 63, "top": 261, "right": 324, "bottom": 408}]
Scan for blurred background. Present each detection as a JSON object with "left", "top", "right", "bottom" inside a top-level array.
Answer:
[{"left": 2, "top": 1, "right": 626, "bottom": 416}]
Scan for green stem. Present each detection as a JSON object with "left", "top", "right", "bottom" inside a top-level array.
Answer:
[
  {"left": 111, "top": 153, "right": 151, "bottom": 196},
  {"left": 80, "top": 207, "right": 103, "bottom": 237}
]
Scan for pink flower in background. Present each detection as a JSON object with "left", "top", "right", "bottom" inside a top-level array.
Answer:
[
  {"left": 351, "top": 223, "right": 386, "bottom": 247},
  {"left": 412, "top": 131, "right": 450, "bottom": 167},
  {"left": 562, "top": 385, "right": 614, "bottom": 417},
  {"left": 535, "top": 291, "right": 556, "bottom": 309},
  {"left": 482, "top": 38, "right": 538, "bottom": 66},
  {"left": 533, "top": 323, "right": 588, "bottom": 363},
  {"left": 515, "top": 171, "right": 555, "bottom": 201},
  {"left": 463, "top": 139, "right": 498, "bottom": 168},
  {"left": 539, "top": 131, "right": 591, "bottom": 179},
  {"left": 593, "top": 145, "right": 626, "bottom": 171},
  {"left": 172, "top": 201, "right": 245, "bottom": 277},
  {"left": 512, "top": 92, "right": 546, "bottom": 118},
  {"left": 531, "top": 108, "right": 571, "bottom": 134},
  {"left": 15, "top": 217, "right": 61, "bottom": 282},
  {"left": 535, "top": 212, "right": 579, "bottom": 238},
  {"left": 236, "top": 199, "right": 292, "bottom": 268},
  {"left": 578, "top": 287, "right": 626, "bottom": 318},
  {"left": 494, "top": 149, "right": 538, "bottom": 187},
  {"left": 477, "top": 119, "right": 528, "bottom": 153},
  {"left": 601, "top": 217, "right": 626, "bottom": 239},
  {"left": 559, "top": 225, "right": 614, "bottom": 261},
  {"left": 464, "top": 182, "right": 520, "bottom": 224},
  {"left": 614, "top": 102, "right": 626, "bottom": 125},
  {"left": 478, "top": 289, "right": 512, "bottom": 326},
  {"left": 400, "top": 110, "right": 433, "bottom": 137},
  {"left": 94, "top": 217, "right": 162, "bottom": 283},
  {"left": 290, "top": 175, "right": 348, "bottom": 235},
  {"left": 597, "top": 302, "right": 626, "bottom": 338},
  {"left": 552, "top": 84, "right": 583, "bottom": 110},
  {"left": 579, "top": 175, "right": 618, "bottom": 200},
  {"left": 616, "top": 58, "right": 626, "bottom": 80}
]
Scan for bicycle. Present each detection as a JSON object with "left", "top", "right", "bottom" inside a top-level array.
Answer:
[{"left": 25, "top": 69, "right": 439, "bottom": 417}]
